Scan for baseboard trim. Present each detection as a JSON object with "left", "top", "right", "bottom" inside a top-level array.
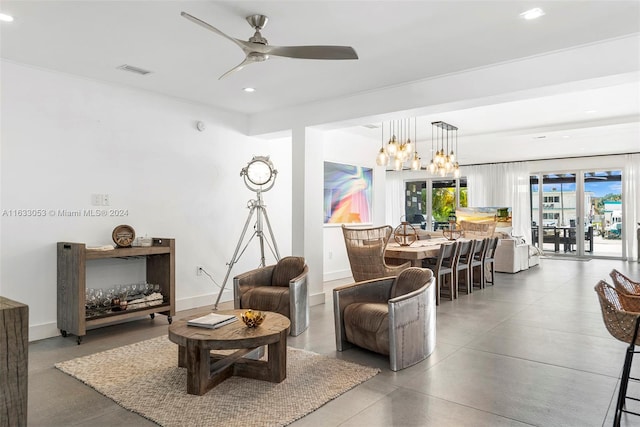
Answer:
[
  {"left": 29, "top": 289, "right": 321, "bottom": 342},
  {"left": 323, "top": 269, "right": 351, "bottom": 282}
]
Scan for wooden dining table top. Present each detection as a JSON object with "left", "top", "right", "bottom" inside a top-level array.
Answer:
[{"left": 385, "top": 238, "right": 449, "bottom": 264}]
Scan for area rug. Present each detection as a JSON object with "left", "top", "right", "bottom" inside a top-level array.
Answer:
[{"left": 55, "top": 336, "right": 379, "bottom": 427}]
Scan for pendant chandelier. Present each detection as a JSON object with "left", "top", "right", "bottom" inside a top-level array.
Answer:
[
  {"left": 427, "top": 121, "right": 460, "bottom": 178},
  {"left": 375, "top": 118, "right": 421, "bottom": 171}
]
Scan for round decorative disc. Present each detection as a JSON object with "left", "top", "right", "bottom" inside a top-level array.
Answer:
[{"left": 112, "top": 224, "right": 135, "bottom": 247}]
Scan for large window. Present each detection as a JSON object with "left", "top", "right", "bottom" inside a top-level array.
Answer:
[{"left": 405, "top": 177, "right": 467, "bottom": 230}]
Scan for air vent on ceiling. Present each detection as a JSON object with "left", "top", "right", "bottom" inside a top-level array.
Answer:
[
  {"left": 361, "top": 124, "right": 380, "bottom": 129},
  {"left": 116, "top": 64, "right": 152, "bottom": 75}
]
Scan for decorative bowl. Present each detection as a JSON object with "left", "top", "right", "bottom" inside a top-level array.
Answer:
[{"left": 241, "top": 310, "right": 266, "bottom": 328}]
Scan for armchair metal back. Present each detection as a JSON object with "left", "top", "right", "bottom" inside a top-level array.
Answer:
[
  {"left": 341, "top": 225, "right": 410, "bottom": 282},
  {"left": 233, "top": 256, "right": 309, "bottom": 336},
  {"left": 333, "top": 267, "right": 436, "bottom": 371}
]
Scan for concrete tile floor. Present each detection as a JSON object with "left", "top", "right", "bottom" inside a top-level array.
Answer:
[{"left": 27, "top": 258, "right": 640, "bottom": 426}]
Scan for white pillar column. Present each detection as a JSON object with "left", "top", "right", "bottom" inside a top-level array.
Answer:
[{"left": 292, "top": 126, "right": 325, "bottom": 305}]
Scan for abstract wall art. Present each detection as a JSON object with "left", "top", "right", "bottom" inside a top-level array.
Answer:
[{"left": 323, "top": 162, "right": 373, "bottom": 224}]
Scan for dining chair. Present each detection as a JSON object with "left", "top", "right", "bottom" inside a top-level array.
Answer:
[
  {"left": 470, "top": 238, "right": 488, "bottom": 289},
  {"left": 430, "top": 242, "right": 458, "bottom": 304},
  {"left": 483, "top": 237, "right": 499, "bottom": 286},
  {"left": 594, "top": 280, "right": 640, "bottom": 425},
  {"left": 341, "top": 225, "right": 411, "bottom": 282},
  {"left": 454, "top": 240, "right": 475, "bottom": 296}
]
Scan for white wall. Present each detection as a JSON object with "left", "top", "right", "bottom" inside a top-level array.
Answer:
[
  {"left": 322, "top": 128, "right": 387, "bottom": 282},
  {"left": 0, "top": 61, "right": 292, "bottom": 340}
]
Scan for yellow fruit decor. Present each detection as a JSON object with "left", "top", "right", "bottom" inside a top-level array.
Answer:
[{"left": 241, "top": 309, "right": 266, "bottom": 328}]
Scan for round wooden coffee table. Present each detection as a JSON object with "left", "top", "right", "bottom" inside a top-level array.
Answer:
[{"left": 168, "top": 309, "right": 290, "bottom": 395}]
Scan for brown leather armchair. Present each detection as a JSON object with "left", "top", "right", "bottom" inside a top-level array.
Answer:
[
  {"left": 233, "top": 256, "right": 309, "bottom": 336},
  {"left": 333, "top": 267, "right": 436, "bottom": 371}
]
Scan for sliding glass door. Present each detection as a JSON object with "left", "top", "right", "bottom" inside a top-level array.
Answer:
[
  {"left": 584, "top": 170, "right": 623, "bottom": 258},
  {"left": 531, "top": 169, "right": 624, "bottom": 259}
]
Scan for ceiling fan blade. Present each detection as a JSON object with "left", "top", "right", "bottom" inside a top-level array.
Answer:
[
  {"left": 218, "top": 54, "right": 263, "bottom": 80},
  {"left": 181, "top": 12, "right": 253, "bottom": 52},
  {"left": 265, "top": 45, "right": 358, "bottom": 60}
]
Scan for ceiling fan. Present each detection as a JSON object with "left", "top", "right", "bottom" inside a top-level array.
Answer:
[{"left": 181, "top": 12, "right": 358, "bottom": 79}]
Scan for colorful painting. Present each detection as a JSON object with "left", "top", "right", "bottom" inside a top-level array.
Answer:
[
  {"left": 457, "top": 206, "right": 512, "bottom": 227},
  {"left": 324, "top": 162, "right": 373, "bottom": 224}
]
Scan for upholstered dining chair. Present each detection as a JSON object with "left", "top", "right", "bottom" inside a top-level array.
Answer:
[
  {"left": 341, "top": 225, "right": 411, "bottom": 282},
  {"left": 454, "top": 240, "right": 475, "bottom": 296},
  {"left": 483, "top": 237, "right": 499, "bottom": 286},
  {"left": 333, "top": 267, "right": 436, "bottom": 371},
  {"left": 594, "top": 280, "right": 640, "bottom": 425},
  {"left": 470, "top": 238, "right": 487, "bottom": 289},
  {"left": 429, "top": 242, "right": 458, "bottom": 304},
  {"left": 233, "top": 256, "right": 309, "bottom": 336},
  {"left": 610, "top": 269, "right": 640, "bottom": 295}
]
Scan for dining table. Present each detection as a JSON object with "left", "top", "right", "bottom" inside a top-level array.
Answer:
[{"left": 384, "top": 237, "right": 449, "bottom": 267}]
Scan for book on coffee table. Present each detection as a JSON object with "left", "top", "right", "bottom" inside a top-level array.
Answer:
[{"left": 187, "top": 313, "right": 238, "bottom": 329}]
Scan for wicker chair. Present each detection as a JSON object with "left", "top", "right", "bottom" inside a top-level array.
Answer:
[
  {"left": 610, "top": 269, "right": 640, "bottom": 295},
  {"left": 233, "top": 256, "right": 309, "bottom": 336},
  {"left": 594, "top": 280, "right": 640, "bottom": 425},
  {"left": 341, "top": 225, "right": 411, "bottom": 282},
  {"left": 459, "top": 220, "right": 497, "bottom": 238},
  {"left": 333, "top": 267, "right": 436, "bottom": 371}
]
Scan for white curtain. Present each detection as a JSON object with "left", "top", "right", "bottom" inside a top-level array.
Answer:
[
  {"left": 623, "top": 153, "right": 639, "bottom": 261},
  {"left": 465, "top": 161, "right": 532, "bottom": 243},
  {"left": 385, "top": 173, "right": 405, "bottom": 226}
]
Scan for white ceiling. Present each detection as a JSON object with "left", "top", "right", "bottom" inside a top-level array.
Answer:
[{"left": 1, "top": 1, "right": 639, "bottom": 162}]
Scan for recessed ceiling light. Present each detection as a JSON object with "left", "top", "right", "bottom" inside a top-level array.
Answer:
[
  {"left": 585, "top": 110, "right": 597, "bottom": 114},
  {"left": 520, "top": 8, "right": 545, "bottom": 20},
  {"left": 0, "top": 13, "right": 14, "bottom": 22},
  {"left": 562, "top": 135, "right": 570, "bottom": 139},
  {"left": 243, "top": 87, "right": 255, "bottom": 93}
]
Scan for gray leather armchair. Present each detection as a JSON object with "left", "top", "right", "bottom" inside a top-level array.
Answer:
[
  {"left": 233, "top": 256, "right": 309, "bottom": 336},
  {"left": 333, "top": 267, "right": 436, "bottom": 371}
]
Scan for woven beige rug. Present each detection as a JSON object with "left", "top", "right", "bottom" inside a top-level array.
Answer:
[{"left": 55, "top": 335, "right": 379, "bottom": 427}]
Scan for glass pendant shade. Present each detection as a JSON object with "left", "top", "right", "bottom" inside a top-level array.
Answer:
[
  {"left": 376, "top": 148, "right": 389, "bottom": 166},
  {"left": 410, "top": 153, "right": 420, "bottom": 170},
  {"left": 428, "top": 121, "right": 459, "bottom": 177},
  {"left": 387, "top": 136, "right": 398, "bottom": 156}
]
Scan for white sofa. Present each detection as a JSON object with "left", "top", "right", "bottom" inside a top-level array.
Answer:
[
  {"left": 494, "top": 238, "right": 529, "bottom": 273},
  {"left": 494, "top": 236, "right": 541, "bottom": 273}
]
